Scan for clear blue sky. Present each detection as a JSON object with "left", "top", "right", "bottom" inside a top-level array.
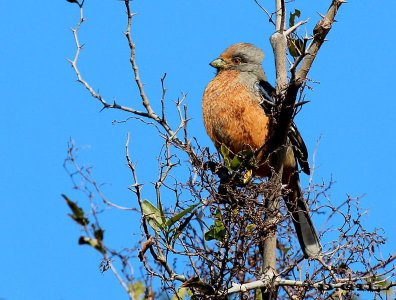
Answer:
[{"left": 1, "top": 1, "right": 395, "bottom": 299}]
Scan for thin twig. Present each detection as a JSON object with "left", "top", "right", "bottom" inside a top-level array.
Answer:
[{"left": 254, "top": 0, "right": 276, "bottom": 25}]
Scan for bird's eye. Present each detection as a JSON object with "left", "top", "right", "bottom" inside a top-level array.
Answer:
[{"left": 232, "top": 56, "right": 242, "bottom": 65}]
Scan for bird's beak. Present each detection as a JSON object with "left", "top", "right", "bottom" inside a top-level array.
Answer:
[{"left": 210, "top": 58, "right": 226, "bottom": 69}]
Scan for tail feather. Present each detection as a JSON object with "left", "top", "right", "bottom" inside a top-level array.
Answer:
[
  {"left": 291, "top": 199, "right": 321, "bottom": 257},
  {"left": 286, "top": 174, "right": 321, "bottom": 258}
]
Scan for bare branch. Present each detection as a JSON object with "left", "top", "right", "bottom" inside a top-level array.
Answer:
[
  {"left": 228, "top": 278, "right": 396, "bottom": 295},
  {"left": 254, "top": 0, "right": 276, "bottom": 26},
  {"left": 296, "top": 0, "right": 346, "bottom": 84},
  {"left": 68, "top": 0, "right": 199, "bottom": 168},
  {"left": 67, "top": 5, "right": 152, "bottom": 118},
  {"left": 107, "top": 257, "right": 137, "bottom": 300},
  {"left": 64, "top": 1, "right": 396, "bottom": 300},
  {"left": 285, "top": 19, "right": 309, "bottom": 36}
]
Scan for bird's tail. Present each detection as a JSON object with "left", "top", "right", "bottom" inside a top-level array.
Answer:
[{"left": 285, "top": 173, "right": 321, "bottom": 258}]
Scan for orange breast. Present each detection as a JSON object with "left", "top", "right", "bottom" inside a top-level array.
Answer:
[{"left": 202, "top": 70, "right": 270, "bottom": 156}]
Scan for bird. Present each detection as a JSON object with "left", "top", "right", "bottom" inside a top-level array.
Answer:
[{"left": 202, "top": 42, "right": 321, "bottom": 258}]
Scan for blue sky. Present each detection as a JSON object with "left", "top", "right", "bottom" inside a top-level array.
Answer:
[{"left": 1, "top": 0, "right": 395, "bottom": 299}]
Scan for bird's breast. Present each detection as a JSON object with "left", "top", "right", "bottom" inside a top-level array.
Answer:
[{"left": 202, "top": 71, "right": 270, "bottom": 155}]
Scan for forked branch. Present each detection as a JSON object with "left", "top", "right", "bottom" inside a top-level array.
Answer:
[{"left": 67, "top": 1, "right": 199, "bottom": 166}]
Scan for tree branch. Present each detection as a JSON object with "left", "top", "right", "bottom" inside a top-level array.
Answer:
[
  {"left": 228, "top": 278, "right": 396, "bottom": 295},
  {"left": 295, "top": 0, "right": 346, "bottom": 84},
  {"left": 68, "top": 0, "right": 199, "bottom": 168}
]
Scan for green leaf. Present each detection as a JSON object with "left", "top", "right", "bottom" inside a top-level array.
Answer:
[
  {"left": 78, "top": 236, "right": 105, "bottom": 254},
  {"left": 282, "top": 246, "right": 291, "bottom": 255},
  {"left": 288, "top": 9, "right": 304, "bottom": 58},
  {"left": 229, "top": 155, "right": 241, "bottom": 170},
  {"left": 165, "top": 203, "right": 200, "bottom": 228},
  {"left": 205, "top": 211, "right": 226, "bottom": 241},
  {"left": 289, "top": 9, "right": 301, "bottom": 27},
  {"left": 62, "top": 194, "right": 89, "bottom": 226},
  {"left": 170, "top": 208, "right": 198, "bottom": 246},
  {"left": 246, "top": 224, "right": 256, "bottom": 232},
  {"left": 94, "top": 229, "right": 104, "bottom": 242},
  {"left": 220, "top": 144, "right": 232, "bottom": 168},
  {"left": 171, "top": 287, "right": 189, "bottom": 300},
  {"left": 220, "top": 144, "right": 230, "bottom": 159},
  {"left": 141, "top": 200, "right": 164, "bottom": 233},
  {"left": 155, "top": 194, "right": 166, "bottom": 225},
  {"left": 128, "top": 280, "right": 145, "bottom": 299},
  {"left": 288, "top": 37, "right": 304, "bottom": 58}
]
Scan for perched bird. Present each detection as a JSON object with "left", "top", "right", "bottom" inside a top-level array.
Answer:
[{"left": 202, "top": 43, "right": 321, "bottom": 257}]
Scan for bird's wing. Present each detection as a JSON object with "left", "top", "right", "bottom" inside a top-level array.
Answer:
[
  {"left": 256, "top": 80, "right": 275, "bottom": 115},
  {"left": 289, "top": 123, "right": 310, "bottom": 175},
  {"left": 257, "top": 80, "right": 310, "bottom": 175}
]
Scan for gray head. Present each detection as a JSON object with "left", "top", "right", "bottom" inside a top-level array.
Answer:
[{"left": 209, "top": 43, "right": 266, "bottom": 80}]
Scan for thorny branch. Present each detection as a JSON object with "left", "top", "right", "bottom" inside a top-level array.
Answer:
[
  {"left": 68, "top": 0, "right": 198, "bottom": 166},
  {"left": 64, "top": 140, "right": 135, "bottom": 211},
  {"left": 64, "top": 0, "right": 395, "bottom": 299},
  {"left": 65, "top": 138, "right": 396, "bottom": 299},
  {"left": 63, "top": 140, "right": 137, "bottom": 300},
  {"left": 125, "top": 134, "right": 186, "bottom": 283},
  {"left": 296, "top": 0, "right": 346, "bottom": 84}
]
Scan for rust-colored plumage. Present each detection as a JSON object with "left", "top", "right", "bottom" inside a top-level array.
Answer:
[
  {"left": 203, "top": 70, "right": 269, "bottom": 160},
  {"left": 202, "top": 43, "right": 321, "bottom": 257}
]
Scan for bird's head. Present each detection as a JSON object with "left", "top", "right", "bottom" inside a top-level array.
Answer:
[{"left": 210, "top": 43, "right": 266, "bottom": 79}]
